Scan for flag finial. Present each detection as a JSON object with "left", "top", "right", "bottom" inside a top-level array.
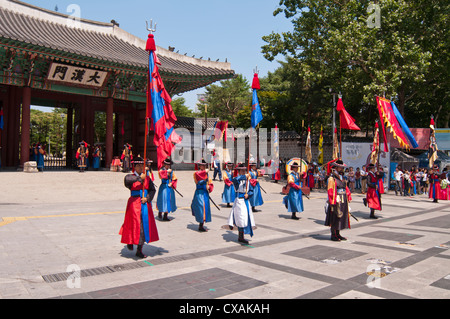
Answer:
[
  {"left": 146, "top": 20, "right": 157, "bottom": 34},
  {"left": 145, "top": 20, "right": 157, "bottom": 52}
]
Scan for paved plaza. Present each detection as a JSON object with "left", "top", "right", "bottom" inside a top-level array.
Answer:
[{"left": 0, "top": 170, "right": 449, "bottom": 301}]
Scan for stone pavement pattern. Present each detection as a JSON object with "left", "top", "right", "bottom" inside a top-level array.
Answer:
[{"left": 0, "top": 170, "right": 449, "bottom": 299}]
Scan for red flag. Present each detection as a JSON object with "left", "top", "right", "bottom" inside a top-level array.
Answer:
[
  {"left": 146, "top": 34, "right": 179, "bottom": 168},
  {"left": 337, "top": 98, "right": 360, "bottom": 131},
  {"left": 377, "top": 96, "right": 409, "bottom": 152}
]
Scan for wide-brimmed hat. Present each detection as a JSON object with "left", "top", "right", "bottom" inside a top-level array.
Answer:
[
  {"left": 367, "top": 163, "right": 376, "bottom": 169},
  {"left": 226, "top": 162, "right": 234, "bottom": 166},
  {"left": 132, "top": 157, "right": 145, "bottom": 165},
  {"left": 332, "top": 160, "right": 347, "bottom": 168},
  {"left": 235, "top": 163, "right": 248, "bottom": 170},
  {"left": 290, "top": 162, "right": 300, "bottom": 168},
  {"left": 163, "top": 158, "right": 173, "bottom": 166},
  {"left": 197, "top": 159, "right": 208, "bottom": 165}
]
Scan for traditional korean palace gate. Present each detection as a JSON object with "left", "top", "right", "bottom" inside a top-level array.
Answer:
[{"left": 0, "top": 0, "right": 234, "bottom": 169}]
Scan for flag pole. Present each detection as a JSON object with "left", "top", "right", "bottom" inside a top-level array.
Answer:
[
  {"left": 338, "top": 93, "right": 342, "bottom": 159},
  {"left": 143, "top": 20, "right": 157, "bottom": 197}
]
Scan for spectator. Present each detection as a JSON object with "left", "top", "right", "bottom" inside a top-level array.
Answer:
[
  {"left": 355, "top": 167, "right": 361, "bottom": 190},
  {"left": 394, "top": 166, "right": 403, "bottom": 196},
  {"left": 348, "top": 167, "right": 355, "bottom": 193},
  {"left": 403, "top": 169, "right": 411, "bottom": 197},
  {"left": 212, "top": 156, "right": 222, "bottom": 181},
  {"left": 361, "top": 165, "right": 368, "bottom": 194}
]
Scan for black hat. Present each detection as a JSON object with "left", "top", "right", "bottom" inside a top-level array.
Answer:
[
  {"left": 249, "top": 162, "right": 257, "bottom": 166},
  {"left": 163, "top": 158, "right": 173, "bottom": 165},
  {"left": 290, "top": 162, "right": 300, "bottom": 168},
  {"left": 332, "top": 160, "right": 347, "bottom": 168},
  {"left": 367, "top": 163, "right": 376, "bottom": 169},
  {"left": 132, "top": 157, "right": 145, "bottom": 165},
  {"left": 197, "top": 159, "right": 208, "bottom": 165},
  {"left": 235, "top": 163, "right": 248, "bottom": 170},
  {"left": 226, "top": 162, "right": 234, "bottom": 166}
]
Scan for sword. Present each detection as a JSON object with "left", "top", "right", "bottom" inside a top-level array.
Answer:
[
  {"left": 349, "top": 212, "right": 359, "bottom": 222},
  {"left": 205, "top": 169, "right": 220, "bottom": 210},
  {"left": 208, "top": 193, "right": 221, "bottom": 211},
  {"left": 172, "top": 187, "right": 184, "bottom": 198},
  {"left": 259, "top": 184, "right": 268, "bottom": 194}
]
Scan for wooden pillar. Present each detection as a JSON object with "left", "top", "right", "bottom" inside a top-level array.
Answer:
[
  {"left": 20, "top": 86, "right": 31, "bottom": 167},
  {"left": 20, "top": 87, "right": 31, "bottom": 165},
  {"left": 5, "top": 86, "right": 14, "bottom": 166},
  {"left": 105, "top": 97, "right": 114, "bottom": 168},
  {"left": 66, "top": 105, "right": 73, "bottom": 168}
]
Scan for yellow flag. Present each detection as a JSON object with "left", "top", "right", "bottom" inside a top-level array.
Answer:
[{"left": 318, "top": 126, "right": 324, "bottom": 165}]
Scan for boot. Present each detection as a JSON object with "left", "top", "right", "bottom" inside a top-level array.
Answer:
[
  {"left": 163, "top": 213, "right": 170, "bottom": 221},
  {"left": 158, "top": 212, "right": 162, "bottom": 220},
  {"left": 331, "top": 230, "right": 341, "bottom": 242},
  {"left": 136, "top": 245, "right": 147, "bottom": 259},
  {"left": 337, "top": 230, "right": 347, "bottom": 241},
  {"left": 252, "top": 207, "right": 260, "bottom": 213},
  {"left": 238, "top": 231, "right": 249, "bottom": 245},
  {"left": 199, "top": 223, "right": 208, "bottom": 232},
  {"left": 127, "top": 244, "right": 134, "bottom": 251},
  {"left": 370, "top": 209, "right": 378, "bottom": 219},
  {"left": 291, "top": 212, "right": 300, "bottom": 220},
  {"left": 363, "top": 198, "right": 367, "bottom": 207}
]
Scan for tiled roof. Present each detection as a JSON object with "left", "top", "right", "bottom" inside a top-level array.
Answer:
[
  {"left": 175, "top": 117, "right": 219, "bottom": 130},
  {"left": 0, "top": 1, "right": 235, "bottom": 79}
]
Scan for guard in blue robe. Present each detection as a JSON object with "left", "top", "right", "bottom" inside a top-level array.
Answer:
[
  {"left": 248, "top": 163, "right": 264, "bottom": 212},
  {"left": 191, "top": 160, "right": 214, "bottom": 232},
  {"left": 92, "top": 145, "right": 101, "bottom": 170},
  {"left": 222, "top": 162, "right": 236, "bottom": 207},
  {"left": 35, "top": 143, "right": 45, "bottom": 172},
  {"left": 283, "top": 162, "right": 305, "bottom": 220},
  {"left": 156, "top": 158, "right": 177, "bottom": 221}
]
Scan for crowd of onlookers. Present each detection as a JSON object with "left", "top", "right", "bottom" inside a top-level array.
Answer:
[{"left": 276, "top": 158, "right": 450, "bottom": 199}]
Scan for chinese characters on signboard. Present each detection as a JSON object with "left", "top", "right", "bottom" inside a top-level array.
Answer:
[{"left": 47, "top": 63, "right": 108, "bottom": 88}]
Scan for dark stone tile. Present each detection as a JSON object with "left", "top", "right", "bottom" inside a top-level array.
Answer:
[
  {"left": 409, "top": 216, "right": 450, "bottom": 229},
  {"left": 60, "top": 267, "right": 266, "bottom": 299},
  {"left": 359, "top": 231, "right": 423, "bottom": 242},
  {"left": 283, "top": 245, "right": 366, "bottom": 262},
  {"left": 430, "top": 276, "right": 450, "bottom": 290}
]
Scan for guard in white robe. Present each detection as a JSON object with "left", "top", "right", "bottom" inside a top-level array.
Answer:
[{"left": 228, "top": 164, "right": 255, "bottom": 244}]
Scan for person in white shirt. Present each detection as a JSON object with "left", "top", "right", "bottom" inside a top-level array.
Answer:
[
  {"left": 394, "top": 167, "right": 403, "bottom": 196},
  {"left": 360, "top": 165, "right": 368, "bottom": 194}
]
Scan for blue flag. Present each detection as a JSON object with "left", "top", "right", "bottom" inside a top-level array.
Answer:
[
  {"left": 391, "top": 102, "right": 419, "bottom": 149},
  {"left": 251, "top": 89, "right": 263, "bottom": 128}
]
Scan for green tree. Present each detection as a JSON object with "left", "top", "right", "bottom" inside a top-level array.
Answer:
[
  {"left": 197, "top": 74, "right": 251, "bottom": 127},
  {"left": 171, "top": 97, "right": 194, "bottom": 117},
  {"left": 262, "top": 0, "right": 449, "bottom": 128},
  {"left": 30, "top": 108, "right": 67, "bottom": 156}
]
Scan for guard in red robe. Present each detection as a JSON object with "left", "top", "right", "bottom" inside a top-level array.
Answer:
[
  {"left": 307, "top": 164, "right": 315, "bottom": 189},
  {"left": 429, "top": 165, "right": 441, "bottom": 203},
  {"left": 119, "top": 157, "right": 159, "bottom": 258},
  {"left": 325, "top": 160, "right": 352, "bottom": 241},
  {"left": 364, "top": 164, "right": 383, "bottom": 219}
]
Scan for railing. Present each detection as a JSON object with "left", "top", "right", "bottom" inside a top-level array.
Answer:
[{"left": 44, "top": 157, "right": 70, "bottom": 170}]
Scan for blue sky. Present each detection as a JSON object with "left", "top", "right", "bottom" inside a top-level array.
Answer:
[{"left": 25, "top": 0, "right": 293, "bottom": 111}]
